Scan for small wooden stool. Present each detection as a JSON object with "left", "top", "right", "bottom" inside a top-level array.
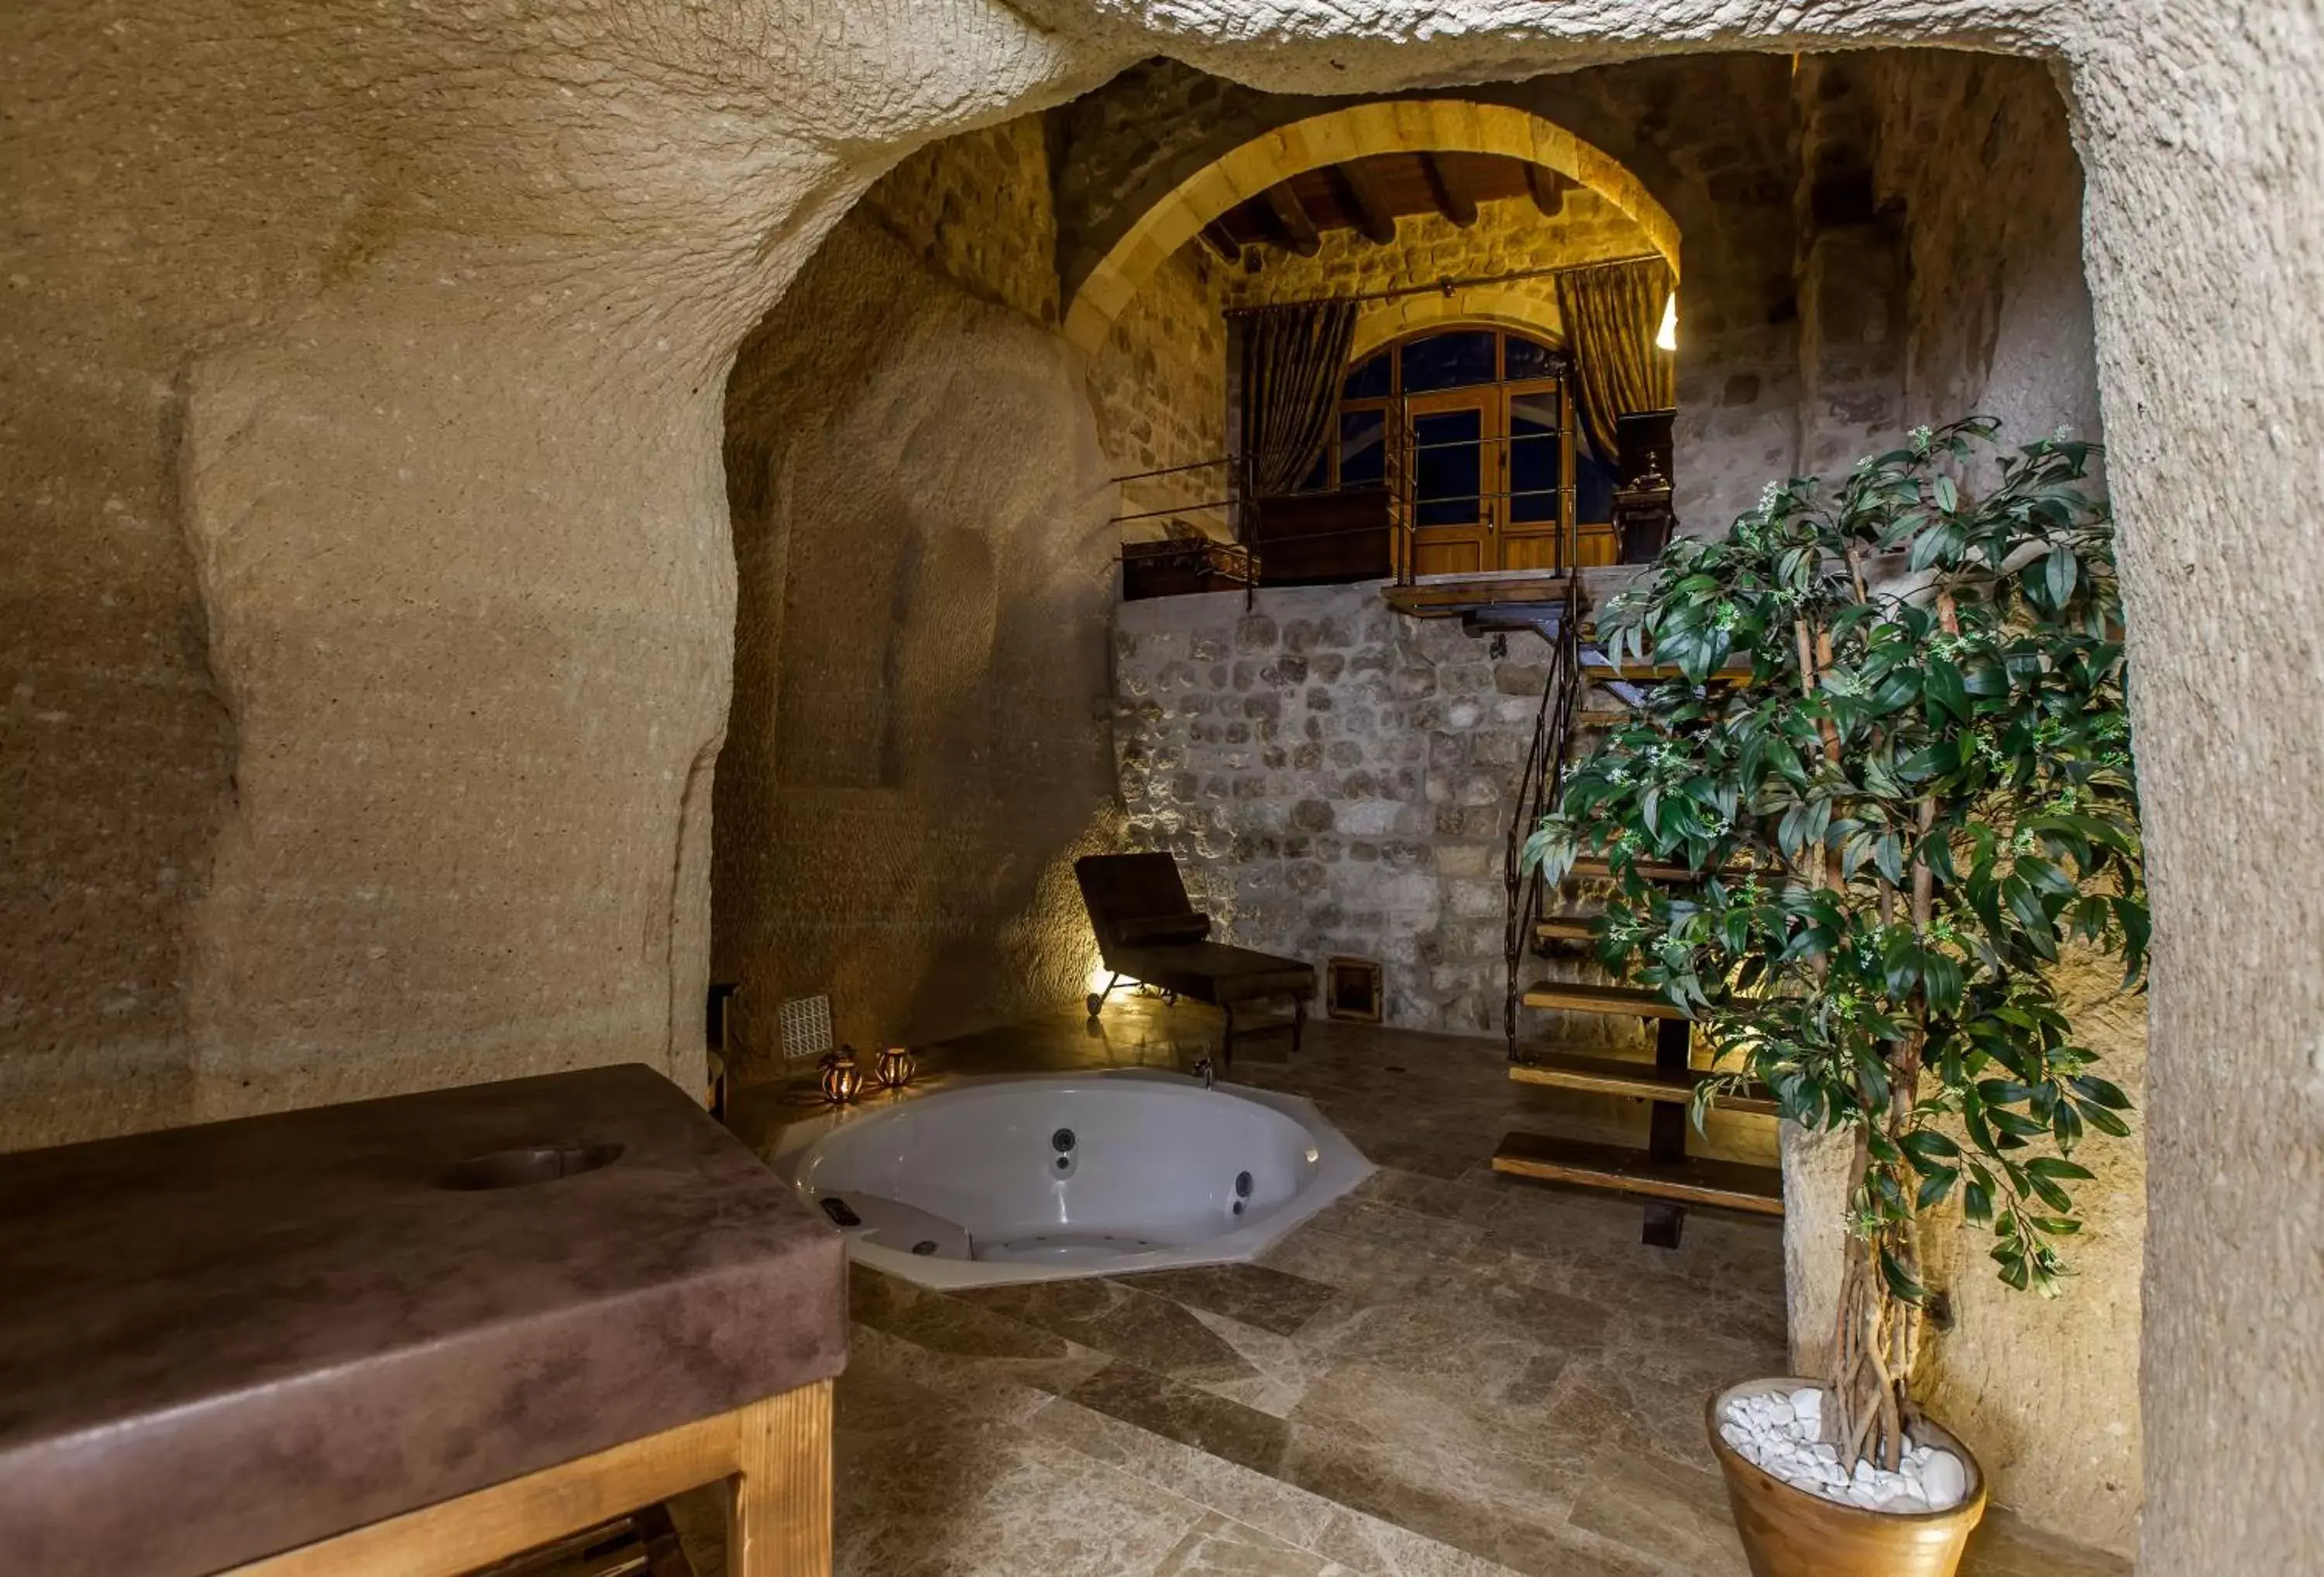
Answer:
[{"left": 0, "top": 1065, "right": 847, "bottom": 1576}]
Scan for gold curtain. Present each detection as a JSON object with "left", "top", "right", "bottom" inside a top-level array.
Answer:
[
  {"left": 1237, "top": 300, "right": 1360, "bottom": 500},
  {"left": 1555, "top": 258, "right": 1676, "bottom": 466}
]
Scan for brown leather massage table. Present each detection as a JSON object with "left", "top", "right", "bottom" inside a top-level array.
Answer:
[{"left": 0, "top": 1064, "right": 845, "bottom": 1576}]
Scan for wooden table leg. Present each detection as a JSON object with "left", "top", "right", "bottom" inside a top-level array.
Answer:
[{"left": 727, "top": 1380, "right": 834, "bottom": 1575}]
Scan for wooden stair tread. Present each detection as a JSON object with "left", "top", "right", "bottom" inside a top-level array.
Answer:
[
  {"left": 1566, "top": 855, "right": 1741, "bottom": 884},
  {"left": 1521, "top": 980, "right": 1688, "bottom": 1020},
  {"left": 1582, "top": 661, "right": 1751, "bottom": 683},
  {"left": 1509, "top": 1051, "right": 1782, "bottom": 1118},
  {"left": 1572, "top": 708, "right": 1631, "bottom": 730},
  {"left": 1533, "top": 914, "right": 1597, "bottom": 944},
  {"left": 1382, "top": 575, "right": 1573, "bottom": 616},
  {"left": 1491, "top": 1131, "right": 1785, "bottom": 1215}
]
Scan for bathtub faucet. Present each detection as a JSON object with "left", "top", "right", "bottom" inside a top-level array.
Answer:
[{"left": 1192, "top": 1056, "right": 1216, "bottom": 1091}]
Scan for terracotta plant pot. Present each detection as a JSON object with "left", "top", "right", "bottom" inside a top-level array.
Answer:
[{"left": 1707, "top": 1378, "right": 1989, "bottom": 1577}]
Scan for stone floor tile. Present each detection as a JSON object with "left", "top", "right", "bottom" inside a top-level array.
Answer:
[
  {"left": 1112, "top": 1260, "right": 1342, "bottom": 1336},
  {"left": 957, "top": 1275, "right": 1264, "bottom": 1385},
  {"left": 727, "top": 1002, "right": 2128, "bottom": 1577},
  {"left": 1960, "top": 1507, "right": 2133, "bottom": 1576},
  {"left": 1532, "top": 1342, "right": 1783, "bottom": 1477},
  {"left": 1283, "top": 1427, "right": 1655, "bottom": 1577},
  {"left": 1305, "top": 1506, "right": 1534, "bottom": 1577},
  {"left": 1565, "top": 1445, "right": 1751, "bottom": 1573},
  {"left": 847, "top": 1319, "right": 1095, "bottom": 1427},
  {"left": 1352, "top": 1166, "right": 1489, "bottom": 1223},
  {"left": 1146, "top": 1511, "right": 1364, "bottom": 1576},
  {"left": 1256, "top": 1220, "right": 1472, "bottom": 1300},
  {"left": 1030, "top": 1395, "right": 1344, "bottom": 1552},
  {"left": 846, "top": 1266, "right": 1127, "bottom": 1409},
  {"left": 1301, "top": 1195, "right": 1489, "bottom": 1259},
  {"left": 835, "top": 1383, "right": 1214, "bottom": 1577},
  {"left": 1171, "top": 1301, "right": 1344, "bottom": 1416},
  {"left": 1067, "top": 1359, "right": 1294, "bottom": 1476}
]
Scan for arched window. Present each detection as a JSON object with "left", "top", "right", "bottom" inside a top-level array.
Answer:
[{"left": 1301, "top": 326, "right": 1624, "bottom": 575}]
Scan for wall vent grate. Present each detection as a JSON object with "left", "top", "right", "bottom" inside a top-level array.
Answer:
[{"left": 778, "top": 995, "right": 834, "bottom": 1062}]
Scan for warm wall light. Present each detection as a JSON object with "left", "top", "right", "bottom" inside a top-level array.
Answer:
[{"left": 1656, "top": 293, "right": 1678, "bottom": 352}]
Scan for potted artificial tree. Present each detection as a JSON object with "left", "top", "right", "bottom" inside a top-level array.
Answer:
[{"left": 1527, "top": 421, "right": 2144, "bottom": 1575}]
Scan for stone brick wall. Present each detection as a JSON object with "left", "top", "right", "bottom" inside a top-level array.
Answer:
[
  {"left": 1115, "top": 581, "right": 1664, "bottom": 1043},
  {"left": 1789, "top": 56, "right": 1910, "bottom": 479},
  {"left": 1526, "top": 56, "right": 1802, "bottom": 538},
  {"left": 1054, "top": 55, "right": 1803, "bottom": 539},
  {"left": 1056, "top": 59, "right": 1310, "bottom": 306},
  {"left": 857, "top": 114, "right": 1061, "bottom": 328},
  {"left": 1086, "top": 245, "right": 1231, "bottom": 538},
  {"left": 1220, "top": 189, "right": 1651, "bottom": 346},
  {"left": 1113, "top": 583, "right": 1515, "bottom": 1034}
]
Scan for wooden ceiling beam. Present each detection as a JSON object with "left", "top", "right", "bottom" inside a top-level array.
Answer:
[
  {"left": 1525, "top": 164, "right": 1571, "bottom": 221},
  {"left": 1333, "top": 160, "right": 1398, "bottom": 246},
  {"left": 1420, "top": 153, "right": 1479, "bottom": 228},
  {"left": 1198, "top": 220, "right": 1243, "bottom": 265},
  {"left": 1260, "top": 182, "right": 1322, "bottom": 257}
]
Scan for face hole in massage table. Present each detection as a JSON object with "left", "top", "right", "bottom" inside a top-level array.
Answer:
[{"left": 438, "top": 1142, "right": 626, "bottom": 1190}]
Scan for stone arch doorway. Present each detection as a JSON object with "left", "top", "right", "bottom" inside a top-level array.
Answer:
[{"left": 1061, "top": 99, "right": 1681, "bottom": 356}]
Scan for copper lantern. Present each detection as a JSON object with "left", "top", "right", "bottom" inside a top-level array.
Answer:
[
  {"left": 817, "top": 1046, "right": 862, "bottom": 1105},
  {"left": 874, "top": 1045, "right": 916, "bottom": 1090}
]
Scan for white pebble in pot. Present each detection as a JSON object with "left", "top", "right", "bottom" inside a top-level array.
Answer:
[{"left": 1920, "top": 1448, "right": 1968, "bottom": 1510}]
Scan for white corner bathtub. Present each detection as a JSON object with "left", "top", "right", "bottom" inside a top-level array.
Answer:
[{"left": 769, "top": 1070, "right": 1371, "bottom": 1288}]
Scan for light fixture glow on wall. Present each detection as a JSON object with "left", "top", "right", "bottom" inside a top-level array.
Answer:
[{"left": 1656, "top": 293, "right": 1678, "bottom": 352}]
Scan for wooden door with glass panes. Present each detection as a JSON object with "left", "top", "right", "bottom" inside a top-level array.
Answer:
[
  {"left": 1498, "top": 380, "right": 1573, "bottom": 572},
  {"left": 1405, "top": 387, "right": 1497, "bottom": 577},
  {"left": 1326, "top": 326, "right": 1604, "bottom": 576}
]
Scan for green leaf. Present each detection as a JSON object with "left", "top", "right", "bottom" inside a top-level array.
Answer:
[
  {"left": 1879, "top": 1245, "right": 1929, "bottom": 1305},
  {"left": 1921, "top": 950, "right": 1965, "bottom": 1013},
  {"left": 1926, "top": 658, "right": 1968, "bottom": 723},
  {"left": 2041, "top": 544, "right": 2079, "bottom": 608},
  {"left": 1900, "top": 740, "right": 1960, "bottom": 782},
  {"left": 2052, "top": 1096, "right": 2085, "bottom": 1153},
  {"left": 1532, "top": 417, "right": 2138, "bottom": 1309},
  {"left": 1902, "top": 1129, "right": 1962, "bottom": 1162},
  {"left": 1872, "top": 831, "right": 1906, "bottom": 886},
  {"left": 2025, "top": 1156, "right": 2095, "bottom": 1182},
  {"left": 1961, "top": 657, "right": 2009, "bottom": 696},
  {"left": 2003, "top": 876, "right": 2057, "bottom": 950}
]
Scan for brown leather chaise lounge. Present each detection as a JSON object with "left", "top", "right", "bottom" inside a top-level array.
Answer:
[{"left": 1076, "top": 851, "right": 1315, "bottom": 1062}]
